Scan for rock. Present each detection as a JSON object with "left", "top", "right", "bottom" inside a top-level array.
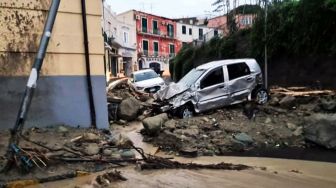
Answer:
[
  {"left": 304, "top": 114, "right": 336, "bottom": 149},
  {"left": 174, "top": 128, "right": 199, "bottom": 137},
  {"left": 292, "top": 126, "right": 303, "bottom": 136},
  {"left": 264, "top": 117, "right": 272, "bottom": 124},
  {"left": 103, "top": 149, "right": 113, "bottom": 156},
  {"left": 57, "top": 125, "right": 69, "bottom": 133},
  {"left": 82, "top": 133, "right": 100, "bottom": 142},
  {"left": 179, "top": 147, "right": 198, "bottom": 158},
  {"left": 320, "top": 99, "right": 336, "bottom": 112},
  {"left": 115, "top": 134, "right": 134, "bottom": 148},
  {"left": 269, "top": 96, "right": 280, "bottom": 106},
  {"left": 118, "top": 98, "right": 141, "bottom": 121},
  {"left": 286, "top": 122, "right": 297, "bottom": 130},
  {"left": 164, "top": 119, "right": 177, "bottom": 129},
  {"left": 233, "top": 133, "right": 253, "bottom": 145},
  {"left": 279, "top": 95, "right": 296, "bottom": 108},
  {"left": 202, "top": 117, "right": 210, "bottom": 122},
  {"left": 84, "top": 143, "right": 100, "bottom": 155},
  {"left": 120, "top": 149, "right": 135, "bottom": 159},
  {"left": 142, "top": 113, "right": 168, "bottom": 136}
]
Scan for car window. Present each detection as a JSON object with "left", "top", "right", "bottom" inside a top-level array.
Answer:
[
  {"left": 227, "top": 62, "right": 251, "bottom": 80},
  {"left": 200, "top": 67, "right": 224, "bottom": 89},
  {"left": 134, "top": 71, "right": 158, "bottom": 82}
]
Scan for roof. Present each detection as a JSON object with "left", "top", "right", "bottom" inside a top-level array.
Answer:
[{"left": 196, "top": 58, "right": 258, "bottom": 70}]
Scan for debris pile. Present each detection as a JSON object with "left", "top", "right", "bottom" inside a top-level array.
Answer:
[
  {"left": 106, "top": 78, "right": 156, "bottom": 122},
  {"left": 141, "top": 87, "right": 336, "bottom": 156}
]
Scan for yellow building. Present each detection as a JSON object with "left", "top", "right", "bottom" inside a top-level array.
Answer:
[{"left": 0, "top": 0, "right": 108, "bottom": 129}]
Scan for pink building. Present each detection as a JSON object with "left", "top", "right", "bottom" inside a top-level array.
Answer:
[{"left": 207, "top": 14, "right": 256, "bottom": 36}]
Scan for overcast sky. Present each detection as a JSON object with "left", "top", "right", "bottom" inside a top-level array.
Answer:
[{"left": 106, "top": 0, "right": 258, "bottom": 18}]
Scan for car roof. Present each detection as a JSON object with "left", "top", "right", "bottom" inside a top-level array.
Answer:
[
  {"left": 133, "top": 69, "right": 155, "bottom": 75},
  {"left": 196, "top": 58, "right": 258, "bottom": 70}
]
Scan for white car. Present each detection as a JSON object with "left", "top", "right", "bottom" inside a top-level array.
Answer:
[{"left": 129, "top": 69, "right": 165, "bottom": 93}]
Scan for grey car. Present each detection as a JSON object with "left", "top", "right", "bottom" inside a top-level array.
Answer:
[{"left": 155, "top": 58, "right": 268, "bottom": 118}]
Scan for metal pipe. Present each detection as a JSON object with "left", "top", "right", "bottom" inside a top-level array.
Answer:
[
  {"left": 81, "top": 0, "right": 97, "bottom": 128},
  {"left": 1, "top": 0, "right": 61, "bottom": 173},
  {"left": 264, "top": 0, "right": 268, "bottom": 89}
]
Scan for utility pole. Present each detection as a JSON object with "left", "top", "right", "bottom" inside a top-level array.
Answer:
[{"left": 264, "top": 0, "right": 268, "bottom": 89}]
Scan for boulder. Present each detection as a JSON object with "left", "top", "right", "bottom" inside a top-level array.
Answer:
[
  {"left": 269, "top": 96, "right": 280, "bottom": 106},
  {"left": 233, "top": 133, "right": 254, "bottom": 145},
  {"left": 120, "top": 149, "right": 135, "bottom": 159},
  {"left": 84, "top": 143, "right": 100, "bottom": 155},
  {"left": 82, "top": 133, "right": 100, "bottom": 142},
  {"left": 142, "top": 113, "right": 168, "bottom": 136},
  {"left": 118, "top": 97, "right": 141, "bottom": 121},
  {"left": 292, "top": 126, "right": 303, "bottom": 136},
  {"left": 320, "top": 99, "right": 336, "bottom": 112},
  {"left": 279, "top": 95, "right": 296, "bottom": 108},
  {"left": 304, "top": 114, "right": 336, "bottom": 149},
  {"left": 164, "top": 119, "right": 177, "bottom": 130}
]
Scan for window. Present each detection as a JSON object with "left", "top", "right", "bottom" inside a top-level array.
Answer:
[
  {"left": 182, "top": 25, "right": 186, "bottom": 34},
  {"left": 142, "top": 17, "right": 147, "bottom": 32},
  {"left": 123, "top": 32, "right": 129, "bottom": 44},
  {"left": 199, "top": 28, "right": 203, "bottom": 40},
  {"left": 227, "top": 63, "right": 251, "bottom": 80},
  {"left": 169, "top": 44, "right": 175, "bottom": 57},
  {"left": 200, "top": 67, "right": 224, "bottom": 89},
  {"left": 153, "top": 20, "right": 159, "bottom": 34},
  {"left": 167, "top": 24, "right": 174, "bottom": 37},
  {"left": 189, "top": 28, "right": 192, "bottom": 35},
  {"left": 142, "top": 40, "right": 149, "bottom": 56},
  {"left": 189, "top": 19, "right": 193, "bottom": 25},
  {"left": 214, "top": 30, "right": 218, "bottom": 36},
  {"left": 153, "top": 41, "right": 159, "bottom": 56}
]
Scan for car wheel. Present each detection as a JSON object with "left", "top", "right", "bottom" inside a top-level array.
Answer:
[
  {"left": 254, "top": 88, "right": 268, "bottom": 105},
  {"left": 177, "top": 105, "right": 194, "bottom": 119}
]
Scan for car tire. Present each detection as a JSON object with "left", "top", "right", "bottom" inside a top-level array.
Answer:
[
  {"left": 253, "top": 88, "right": 268, "bottom": 105},
  {"left": 177, "top": 104, "right": 194, "bottom": 119}
]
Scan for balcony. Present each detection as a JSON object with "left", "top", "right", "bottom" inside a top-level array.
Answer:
[
  {"left": 139, "top": 50, "right": 173, "bottom": 59},
  {"left": 138, "top": 27, "right": 161, "bottom": 36}
]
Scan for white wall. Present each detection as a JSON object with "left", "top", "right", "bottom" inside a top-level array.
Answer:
[{"left": 176, "top": 22, "right": 222, "bottom": 43}]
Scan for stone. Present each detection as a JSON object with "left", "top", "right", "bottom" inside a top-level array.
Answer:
[
  {"left": 279, "top": 95, "right": 296, "bottom": 108},
  {"left": 57, "top": 125, "right": 69, "bottom": 133},
  {"left": 233, "top": 133, "right": 253, "bottom": 145},
  {"left": 116, "top": 134, "right": 134, "bottom": 148},
  {"left": 269, "top": 96, "right": 280, "bottom": 106},
  {"left": 304, "top": 114, "right": 336, "bottom": 149},
  {"left": 320, "top": 99, "right": 336, "bottom": 112},
  {"left": 120, "top": 149, "right": 135, "bottom": 159},
  {"left": 83, "top": 133, "right": 100, "bottom": 142},
  {"left": 174, "top": 128, "right": 199, "bottom": 137},
  {"left": 164, "top": 119, "right": 177, "bottom": 129},
  {"left": 84, "top": 143, "right": 100, "bottom": 155},
  {"left": 118, "top": 97, "right": 141, "bottom": 121},
  {"left": 292, "top": 126, "right": 303, "bottom": 136},
  {"left": 286, "top": 122, "right": 297, "bottom": 130},
  {"left": 264, "top": 117, "right": 272, "bottom": 124},
  {"left": 142, "top": 113, "right": 168, "bottom": 136},
  {"left": 202, "top": 117, "right": 210, "bottom": 122},
  {"left": 103, "top": 149, "right": 113, "bottom": 156}
]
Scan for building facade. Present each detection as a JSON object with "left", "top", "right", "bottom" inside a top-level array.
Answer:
[
  {"left": 102, "top": 5, "right": 137, "bottom": 79},
  {"left": 207, "top": 14, "right": 256, "bottom": 36},
  {"left": 176, "top": 22, "right": 222, "bottom": 46},
  {"left": 118, "top": 10, "right": 181, "bottom": 75},
  {"left": 0, "top": 0, "right": 108, "bottom": 129}
]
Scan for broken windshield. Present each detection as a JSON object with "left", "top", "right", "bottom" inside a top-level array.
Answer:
[{"left": 177, "top": 68, "right": 205, "bottom": 87}]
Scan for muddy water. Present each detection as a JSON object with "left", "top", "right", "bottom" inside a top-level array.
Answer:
[{"left": 29, "top": 122, "right": 336, "bottom": 188}]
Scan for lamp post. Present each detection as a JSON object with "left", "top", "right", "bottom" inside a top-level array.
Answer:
[{"left": 264, "top": 0, "right": 268, "bottom": 89}]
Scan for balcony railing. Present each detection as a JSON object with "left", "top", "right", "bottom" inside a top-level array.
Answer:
[
  {"left": 139, "top": 27, "right": 161, "bottom": 36},
  {"left": 139, "top": 50, "right": 174, "bottom": 58}
]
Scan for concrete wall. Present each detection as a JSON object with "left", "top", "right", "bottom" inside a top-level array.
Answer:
[
  {"left": 176, "top": 22, "right": 219, "bottom": 43},
  {"left": 0, "top": 0, "right": 108, "bottom": 129}
]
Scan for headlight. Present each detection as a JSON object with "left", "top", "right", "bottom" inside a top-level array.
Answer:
[
  {"left": 159, "top": 82, "right": 165, "bottom": 86},
  {"left": 136, "top": 86, "right": 144, "bottom": 90}
]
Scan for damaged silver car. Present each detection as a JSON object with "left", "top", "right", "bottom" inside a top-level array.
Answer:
[{"left": 154, "top": 59, "right": 268, "bottom": 118}]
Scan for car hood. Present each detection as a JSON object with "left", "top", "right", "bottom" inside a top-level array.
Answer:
[
  {"left": 133, "top": 77, "right": 164, "bottom": 88},
  {"left": 155, "top": 82, "right": 189, "bottom": 101}
]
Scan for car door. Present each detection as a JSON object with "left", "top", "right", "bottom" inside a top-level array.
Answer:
[
  {"left": 196, "top": 66, "right": 230, "bottom": 112},
  {"left": 227, "top": 62, "right": 255, "bottom": 103}
]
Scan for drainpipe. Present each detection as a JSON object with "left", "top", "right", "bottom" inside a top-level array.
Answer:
[{"left": 81, "top": 0, "right": 97, "bottom": 128}]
